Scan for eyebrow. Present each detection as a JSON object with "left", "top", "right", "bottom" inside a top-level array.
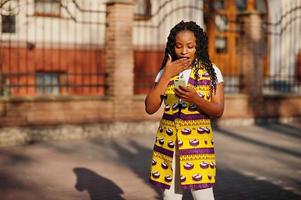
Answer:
[{"left": 175, "top": 41, "right": 196, "bottom": 45}]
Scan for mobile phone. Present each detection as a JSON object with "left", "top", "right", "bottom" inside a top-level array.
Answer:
[{"left": 174, "top": 79, "right": 186, "bottom": 89}]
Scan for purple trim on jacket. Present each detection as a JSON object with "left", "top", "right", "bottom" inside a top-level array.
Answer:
[
  {"left": 178, "top": 148, "right": 215, "bottom": 155},
  {"left": 188, "top": 78, "right": 211, "bottom": 86},
  {"left": 149, "top": 179, "right": 171, "bottom": 189},
  {"left": 181, "top": 183, "right": 214, "bottom": 190},
  {"left": 162, "top": 113, "right": 209, "bottom": 121},
  {"left": 154, "top": 145, "right": 173, "bottom": 157}
]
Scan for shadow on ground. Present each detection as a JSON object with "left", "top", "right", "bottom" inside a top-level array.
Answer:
[
  {"left": 73, "top": 167, "right": 125, "bottom": 200},
  {"left": 214, "top": 125, "right": 301, "bottom": 158},
  {"left": 214, "top": 167, "right": 301, "bottom": 200},
  {"left": 255, "top": 122, "right": 301, "bottom": 140},
  {"left": 105, "top": 136, "right": 301, "bottom": 199}
]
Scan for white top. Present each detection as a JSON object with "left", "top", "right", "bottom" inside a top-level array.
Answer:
[{"left": 155, "top": 64, "right": 223, "bottom": 84}]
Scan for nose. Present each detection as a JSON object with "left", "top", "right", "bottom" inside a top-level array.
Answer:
[{"left": 181, "top": 47, "right": 188, "bottom": 55}]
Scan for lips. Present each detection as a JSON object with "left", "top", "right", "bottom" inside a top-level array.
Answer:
[
  {"left": 189, "top": 139, "right": 199, "bottom": 146},
  {"left": 165, "top": 105, "right": 171, "bottom": 111},
  {"left": 198, "top": 93, "right": 205, "bottom": 98},
  {"left": 209, "top": 161, "right": 215, "bottom": 169},
  {"left": 172, "top": 103, "right": 179, "bottom": 110},
  {"left": 180, "top": 102, "right": 187, "bottom": 109},
  {"left": 197, "top": 127, "right": 205, "bottom": 134},
  {"left": 180, "top": 175, "right": 186, "bottom": 182},
  {"left": 168, "top": 141, "right": 175, "bottom": 148},
  {"left": 152, "top": 159, "right": 157, "bottom": 166},
  {"left": 158, "top": 138, "right": 164, "bottom": 145},
  {"left": 203, "top": 72, "right": 210, "bottom": 77},
  {"left": 152, "top": 171, "right": 160, "bottom": 179},
  {"left": 192, "top": 174, "right": 202, "bottom": 181},
  {"left": 200, "top": 161, "right": 209, "bottom": 169},
  {"left": 181, "top": 128, "right": 191, "bottom": 135},
  {"left": 161, "top": 161, "right": 168, "bottom": 169},
  {"left": 159, "top": 127, "right": 163, "bottom": 133},
  {"left": 197, "top": 127, "right": 210, "bottom": 134},
  {"left": 184, "top": 162, "right": 194, "bottom": 170},
  {"left": 178, "top": 139, "right": 183, "bottom": 147},
  {"left": 165, "top": 175, "right": 172, "bottom": 183},
  {"left": 204, "top": 127, "right": 210, "bottom": 134},
  {"left": 188, "top": 104, "right": 197, "bottom": 111},
  {"left": 166, "top": 128, "right": 173, "bottom": 136}
]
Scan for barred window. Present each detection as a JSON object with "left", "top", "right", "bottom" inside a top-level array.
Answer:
[
  {"left": 215, "top": 36, "right": 227, "bottom": 53},
  {"left": 235, "top": 0, "right": 247, "bottom": 12},
  {"left": 36, "top": 72, "right": 63, "bottom": 95},
  {"left": 34, "top": 0, "right": 61, "bottom": 17},
  {"left": 1, "top": 15, "right": 16, "bottom": 33},
  {"left": 214, "top": 0, "right": 225, "bottom": 10},
  {"left": 134, "top": 0, "right": 151, "bottom": 20}
]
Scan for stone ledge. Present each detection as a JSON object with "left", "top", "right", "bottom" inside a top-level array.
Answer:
[
  {"left": 215, "top": 117, "right": 301, "bottom": 127},
  {"left": 1, "top": 117, "right": 300, "bottom": 147},
  {"left": 0, "top": 121, "right": 158, "bottom": 147},
  {"left": 0, "top": 96, "right": 112, "bottom": 103}
]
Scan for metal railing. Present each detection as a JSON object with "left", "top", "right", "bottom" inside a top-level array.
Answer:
[{"left": 0, "top": 0, "right": 107, "bottom": 97}]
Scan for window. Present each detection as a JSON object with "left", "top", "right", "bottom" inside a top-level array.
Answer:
[
  {"left": 1, "top": 15, "right": 16, "bottom": 33},
  {"left": 36, "top": 72, "right": 63, "bottom": 95},
  {"left": 34, "top": 0, "right": 61, "bottom": 17},
  {"left": 134, "top": 0, "right": 151, "bottom": 20},
  {"left": 215, "top": 36, "right": 227, "bottom": 53},
  {"left": 255, "top": 0, "right": 267, "bottom": 14},
  {"left": 235, "top": 0, "right": 247, "bottom": 12},
  {"left": 215, "top": 15, "right": 228, "bottom": 32},
  {"left": 214, "top": 0, "right": 225, "bottom": 10}
]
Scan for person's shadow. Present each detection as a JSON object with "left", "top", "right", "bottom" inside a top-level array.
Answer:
[{"left": 73, "top": 167, "right": 126, "bottom": 200}]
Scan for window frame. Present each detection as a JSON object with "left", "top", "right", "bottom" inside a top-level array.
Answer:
[
  {"left": 35, "top": 72, "right": 66, "bottom": 95},
  {"left": 134, "top": 0, "right": 152, "bottom": 21},
  {"left": 34, "top": 0, "right": 61, "bottom": 18},
  {"left": 1, "top": 14, "right": 16, "bottom": 33}
]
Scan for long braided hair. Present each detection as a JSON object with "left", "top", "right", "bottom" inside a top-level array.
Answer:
[{"left": 160, "top": 21, "right": 217, "bottom": 91}]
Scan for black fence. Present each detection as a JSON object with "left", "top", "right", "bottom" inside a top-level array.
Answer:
[
  {"left": 263, "top": 3, "right": 301, "bottom": 94},
  {"left": 0, "top": 0, "right": 107, "bottom": 97},
  {"left": 1, "top": 0, "right": 300, "bottom": 97},
  {"left": 133, "top": 0, "right": 301, "bottom": 95}
]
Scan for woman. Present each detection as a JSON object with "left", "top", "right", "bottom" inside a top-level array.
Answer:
[{"left": 145, "top": 21, "right": 224, "bottom": 200}]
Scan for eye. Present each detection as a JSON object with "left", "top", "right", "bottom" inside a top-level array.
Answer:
[{"left": 175, "top": 44, "right": 182, "bottom": 48}]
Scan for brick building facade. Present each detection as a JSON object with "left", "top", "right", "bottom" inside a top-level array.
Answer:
[{"left": 0, "top": 0, "right": 300, "bottom": 127}]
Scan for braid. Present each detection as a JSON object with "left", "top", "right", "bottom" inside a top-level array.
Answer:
[{"left": 160, "top": 21, "right": 217, "bottom": 91}]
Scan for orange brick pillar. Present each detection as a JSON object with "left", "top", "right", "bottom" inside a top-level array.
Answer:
[
  {"left": 105, "top": 0, "right": 134, "bottom": 120},
  {"left": 240, "top": 10, "right": 265, "bottom": 117}
]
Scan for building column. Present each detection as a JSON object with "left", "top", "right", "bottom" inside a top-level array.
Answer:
[
  {"left": 105, "top": 0, "right": 134, "bottom": 120},
  {"left": 240, "top": 10, "right": 265, "bottom": 117}
]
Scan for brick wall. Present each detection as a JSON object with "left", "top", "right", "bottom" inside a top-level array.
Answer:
[
  {"left": 0, "top": 94, "right": 300, "bottom": 127},
  {"left": 0, "top": 46, "right": 105, "bottom": 96},
  {"left": 0, "top": 1, "right": 300, "bottom": 128}
]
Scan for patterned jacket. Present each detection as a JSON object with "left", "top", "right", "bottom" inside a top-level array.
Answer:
[{"left": 149, "top": 63, "right": 216, "bottom": 190}]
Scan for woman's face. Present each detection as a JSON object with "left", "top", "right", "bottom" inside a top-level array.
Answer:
[{"left": 174, "top": 30, "right": 197, "bottom": 64}]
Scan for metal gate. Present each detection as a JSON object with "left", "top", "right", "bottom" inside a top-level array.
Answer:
[
  {"left": 133, "top": 0, "right": 301, "bottom": 95},
  {"left": 0, "top": 0, "right": 107, "bottom": 97}
]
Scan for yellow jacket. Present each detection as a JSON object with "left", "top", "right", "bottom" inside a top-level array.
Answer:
[{"left": 149, "top": 63, "right": 216, "bottom": 190}]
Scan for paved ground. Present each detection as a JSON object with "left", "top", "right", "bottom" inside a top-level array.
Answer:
[{"left": 0, "top": 122, "right": 300, "bottom": 200}]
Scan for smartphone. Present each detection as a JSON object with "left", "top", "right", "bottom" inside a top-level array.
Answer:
[{"left": 174, "top": 79, "right": 186, "bottom": 89}]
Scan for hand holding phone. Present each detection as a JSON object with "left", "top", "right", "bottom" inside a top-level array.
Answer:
[{"left": 174, "top": 79, "right": 186, "bottom": 90}]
